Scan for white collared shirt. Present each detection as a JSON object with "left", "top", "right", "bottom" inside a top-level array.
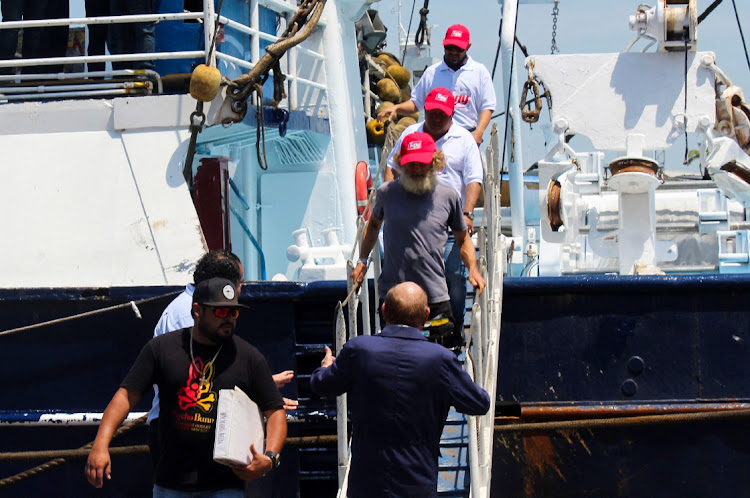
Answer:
[{"left": 411, "top": 56, "right": 496, "bottom": 130}]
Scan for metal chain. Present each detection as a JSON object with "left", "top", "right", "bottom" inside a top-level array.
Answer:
[
  {"left": 189, "top": 331, "right": 224, "bottom": 389},
  {"left": 550, "top": 0, "right": 560, "bottom": 54}
]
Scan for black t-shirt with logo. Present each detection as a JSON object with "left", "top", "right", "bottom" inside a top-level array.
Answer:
[{"left": 121, "top": 328, "right": 283, "bottom": 491}]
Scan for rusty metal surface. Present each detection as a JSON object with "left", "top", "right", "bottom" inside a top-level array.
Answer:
[{"left": 491, "top": 275, "right": 750, "bottom": 496}]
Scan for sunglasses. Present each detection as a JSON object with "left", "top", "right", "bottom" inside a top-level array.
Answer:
[{"left": 208, "top": 306, "right": 240, "bottom": 318}]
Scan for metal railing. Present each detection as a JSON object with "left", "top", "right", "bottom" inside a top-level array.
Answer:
[
  {"left": 466, "top": 123, "right": 505, "bottom": 497},
  {"left": 0, "top": 0, "right": 327, "bottom": 107}
]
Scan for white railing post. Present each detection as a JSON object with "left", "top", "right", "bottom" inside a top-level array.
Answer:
[
  {"left": 250, "top": 0, "right": 261, "bottom": 64},
  {"left": 204, "top": 0, "right": 216, "bottom": 66}
]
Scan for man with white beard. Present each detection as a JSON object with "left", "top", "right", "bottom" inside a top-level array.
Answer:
[
  {"left": 351, "top": 132, "right": 485, "bottom": 349},
  {"left": 385, "top": 87, "right": 483, "bottom": 345}
]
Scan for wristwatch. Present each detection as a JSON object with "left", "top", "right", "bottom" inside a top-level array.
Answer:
[
  {"left": 463, "top": 211, "right": 474, "bottom": 221},
  {"left": 265, "top": 450, "right": 280, "bottom": 469}
]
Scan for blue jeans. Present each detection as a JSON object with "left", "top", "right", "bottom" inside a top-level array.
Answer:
[
  {"left": 108, "top": 0, "right": 156, "bottom": 70},
  {"left": 153, "top": 485, "right": 244, "bottom": 498},
  {"left": 444, "top": 235, "right": 467, "bottom": 335}
]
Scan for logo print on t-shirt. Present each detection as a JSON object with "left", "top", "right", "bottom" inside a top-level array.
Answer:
[
  {"left": 177, "top": 357, "right": 217, "bottom": 412},
  {"left": 454, "top": 94, "right": 470, "bottom": 108}
]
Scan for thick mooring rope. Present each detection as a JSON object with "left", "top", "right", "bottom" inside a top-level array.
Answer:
[
  {"left": 0, "top": 414, "right": 148, "bottom": 488},
  {"left": 0, "top": 290, "right": 182, "bottom": 338},
  {"left": 3, "top": 409, "right": 749, "bottom": 487},
  {"left": 0, "top": 435, "right": 339, "bottom": 463}
]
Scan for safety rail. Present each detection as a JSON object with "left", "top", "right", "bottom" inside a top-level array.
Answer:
[
  {"left": 0, "top": 0, "right": 326, "bottom": 109},
  {"left": 466, "top": 123, "right": 504, "bottom": 497}
]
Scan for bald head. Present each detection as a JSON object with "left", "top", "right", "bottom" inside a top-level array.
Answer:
[{"left": 382, "top": 282, "right": 430, "bottom": 329}]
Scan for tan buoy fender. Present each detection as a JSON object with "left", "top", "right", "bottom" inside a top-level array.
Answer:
[
  {"left": 190, "top": 64, "right": 222, "bottom": 102},
  {"left": 355, "top": 161, "right": 373, "bottom": 220}
]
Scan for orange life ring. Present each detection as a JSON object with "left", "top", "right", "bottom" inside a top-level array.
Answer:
[{"left": 355, "top": 161, "right": 373, "bottom": 220}]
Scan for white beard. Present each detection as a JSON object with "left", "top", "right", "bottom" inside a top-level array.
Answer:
[{"left": 400, "top": 170, "right": 438, "bottom": 195}]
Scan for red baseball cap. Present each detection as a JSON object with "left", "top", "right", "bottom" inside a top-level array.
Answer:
[
  {"left": 443, "top": 24, "right": 470, "bottom": 50},
  {"left": 424, "top": 87, "right": 455, "bottom": 116},
  {"left": 400, "top": 132, "right": 437, "bottom": 165}
]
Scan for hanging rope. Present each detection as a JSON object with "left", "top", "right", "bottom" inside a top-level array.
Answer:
[
  {"left": 399, "top": 0, "right": 418, "bottom": 65},
  {"left": 413, "top": 0, "right": 430, "bottom": 48},
  {"left": 698, "top": 0, "right": 724, "bottom": 24},
  {"left": 500, "top": 0, "right": 521, "bottom": 186},
  {"left": 730, "top": 0, "right": 750, "bottom": 73},
  {"left": 0, "top": 435, "right": 340, "bottom": 464},
  {"left": 5, "top": 408, "right": 748, "bottom": 487},
  {"left": 0, "top": 290, "right": 181, "bottom": 338},
  {"left": 183, "top": 101, "right": 206, "bottom": 186},
  {"left": 253, "top": 84, "right": 269, "bottom": 170},
  {"left": 491, "top": 18, "right": 502, "bottom": 81},
  {"left": 0, "top": 414, "right": 147, "bottom": 488}
]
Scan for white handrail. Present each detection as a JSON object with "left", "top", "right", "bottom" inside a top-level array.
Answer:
[
  {"left": 218, "top": 15, "right": 325, "bottom": 60},
  {"left": 0, "top": 51, "right": 205, "bottom": 68},
  {"left": 467, "top": 124, "right": 504, "bottom": 498},
  {"left": 0, "top": 3, "right": 324, "bottom": 111},
  {"left": 214, "top": 52, "right": 327, "bottom": 91},
  {"left": 0, "top": 12, "right": 204, "bottom": 30},
  {"left": 1, "top": 88, "right": 148, "bottom": 100}
]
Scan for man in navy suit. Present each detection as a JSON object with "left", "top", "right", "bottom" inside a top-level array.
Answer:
[{"left": 310, "top": 282, "right": 490, "bottom": 497}]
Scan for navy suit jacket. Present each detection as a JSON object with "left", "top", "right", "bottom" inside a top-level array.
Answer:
[{"left": 310, "top": 325, "right": 490, "bottom": 497}]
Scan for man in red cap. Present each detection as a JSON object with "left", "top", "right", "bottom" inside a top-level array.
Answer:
[
  {"left": 384, "top": 87, "right": 483, "bottom": 346},
  {"left": 378, "top": 23, "right": 496, "bottom": 146},
  {"left": 351, "top": 131, "right": 484, "bottom": 349}
]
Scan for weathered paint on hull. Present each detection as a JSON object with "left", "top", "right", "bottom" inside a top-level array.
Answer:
[{"left": 491, "top": 275, "right": 750, "bottom": 496}]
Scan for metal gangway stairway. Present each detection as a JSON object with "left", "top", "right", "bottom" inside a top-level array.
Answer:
[{"left": 334, "top": 126, "right": 506, "bottom": 497}]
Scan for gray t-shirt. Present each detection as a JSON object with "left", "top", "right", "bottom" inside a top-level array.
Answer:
[{"left": 372, "top": 180, "right": 467, "bottom": 302}]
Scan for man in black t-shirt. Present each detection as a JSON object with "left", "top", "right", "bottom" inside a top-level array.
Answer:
[{"left": 86, "top": 278, "right": 286, "bottom": 496}]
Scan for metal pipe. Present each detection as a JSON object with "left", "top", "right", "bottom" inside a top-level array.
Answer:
[
  {"left": 499, "top": 0, "right": 526, "bottom": 239},
  {"left": 0, "top": 69, "right": 164, "bottom": 93},
  {"left": 286, "top": 14, "right": 299, "bottom": 110},
  {"left": 0, "top": 82, "right": 148, "bottom": 93},
  {"left": 1, "top": 89, "right": 143, "bottom": 100},
  {"left": 0, "top": 51, "right": 205, "bottom": 68},
  {"left": 510, "top": 402, "right": 750, "bottom": 421},
  {"left": 250, "top": 0, "right": 261, "bottom": 66}
]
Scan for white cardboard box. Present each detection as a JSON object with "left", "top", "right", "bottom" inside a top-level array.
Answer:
[{"left": 213, "top": 386, "right": 264, "bottom": 467}]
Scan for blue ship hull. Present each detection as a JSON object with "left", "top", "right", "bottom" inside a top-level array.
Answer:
[
  {"left": 3, "top": 275, "right": 750, "bottom": 496},
  {"left": 0, "top": 282, "right": 348, "bottom": 497},
  {"left": 491, "top": 274, "right": 750, "bottom": 497}
]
